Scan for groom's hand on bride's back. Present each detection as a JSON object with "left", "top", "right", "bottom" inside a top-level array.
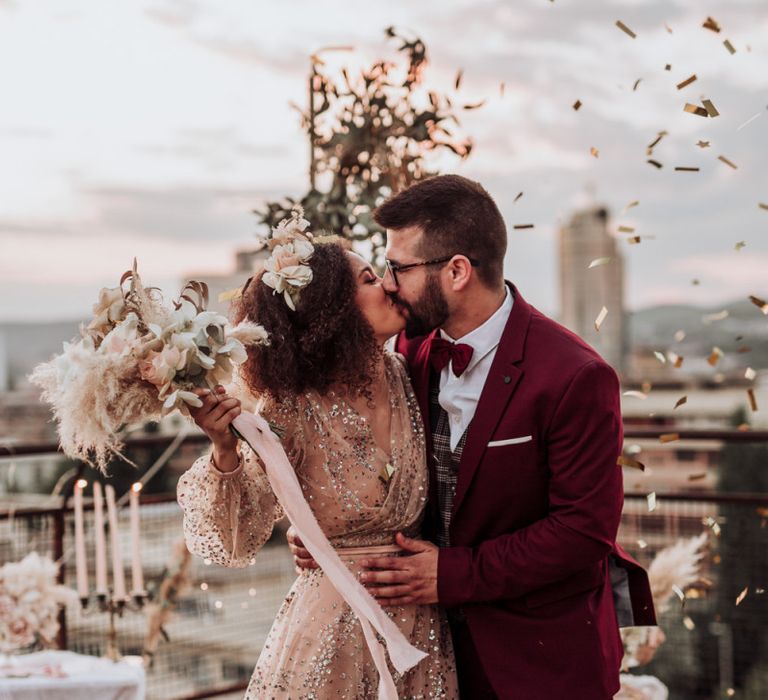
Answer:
[{"left": 287, "top": 526, "right": 319, "bottom": 573}]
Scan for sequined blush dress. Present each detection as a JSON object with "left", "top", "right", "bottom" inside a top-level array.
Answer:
[{"left": 177, "top": 352, "right": 458, "bottom": 699}]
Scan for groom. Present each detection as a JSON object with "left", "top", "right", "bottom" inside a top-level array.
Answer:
[{"left": 290, "top": 174, "right": 655, "bottom": 698}]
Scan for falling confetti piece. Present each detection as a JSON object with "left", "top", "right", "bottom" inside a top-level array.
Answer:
[
  {"left": 637, "top": 539, "right": 648, "bottom": 549},
  {"left": 674, "top": 330, "right": 686, "bottom": 342},
  {"left": 745, "top": 367, "right": 756, "bottom": 380},
  {"left": 672, "top": 585, "right": 686, "bottom": 605},
  {"left": 683, "top": 616, "right": 696, "bottom": 630},
  {"left": 684, "top": 103, "right": 709, "bottom": 118},
  {"left": 514, "top": 191, "right": 524, "bottom": 202},
  {"left": 618, "top": 455, "right": 645, "bottom": 471},
  {"left": 697, "top": 140, "right": 711, "bottom": 148},
  {"left": 736, "top": 112, "right": 761, "bottom": 131},
  {"left": 747, "top": 389, "right": 758, "bottom": 411},
  {"left": 647, "top": 159, "right": 663, "bottom": 169},
  {"left": 688, "top": 472, "right": 707, "bottom": 481},
  {"left": 647, "top": 130, "right": 668, "bottom": 153},
  {"left": 628, "top": 236, "right": 642, "bottom": 244},
  {"left": 675, "top": 166, "right": 700, "bottom": 172},
  {"left": 454, "top": 69, "right": 464, "bottom": 90},
  {"left": 573, "top": 99, "right": 582, "bottom": 111},
  {"left": 590, "top": 147, "right": 599, "bottom": 158},
  {"left": 718, "top": 155, "right": 738, "bottom": 169},
  {"left": 660, "top": 433, "right": 680, "bottom": 443},
  {"left": 703, "top": 16, "right": 721, "bottom": 33},
  {"left": 632, "top": 78, "right": 642, "bottom": 91},
  {"left": 513, "top": 224, "right": 535, "bottom": 230},
  {"left": 702, "top": 99, "right": 720, "bottom": 117},
  {"left": 463, "top": 100, "right": 487, "bottom": 110},
  {"left": 647, "top": 492, "right": 657, "bottom": 512},
  {"left": 736, "top": 587, "right": 749, "bottom": 606},
  {"left": 654, "top": 351, "right": 667, "bottom": 364},
  {"left": 674, "top": 396, "right": 688, "bottom": 409},
  {"left": 594, "top": 306, "right": 608, "bottom": 331},
  {"left": 760, "top": 203, "right": 768, "bottom": 211},
  {"left": 623, "top": 390, "right": 648, "bottom": 399},
  {"left": 618, "top": 225, "right": 635, "bottom": 233},
  {"left": 674, "top": 355, "right": 684, "bottom": 368},
  {"left": 665, "top": 64, "right": 672, "bottom": 71},
  {"left": 676, "top": 74, "right": 697, "bottom": 90},
  {"left": 623, "top": 200, "right": 640, "bottom": 213},
  {"left": 735, "top": 241, "right": 747, "bottom": 251},
  {"left": 616, "top": 20, "right": 637, "bottom": 38},
  {"left": 748, "top": 295, "right": 768, "bottom": 313},
  {"left": 703, "top": 309, "right": 729, "bottom": 323},
  {"left": 704, "top": 516, "right": 722, "bottom": 536},
  {"left": 723, "top": 39, "right": 736, "bottom": 54},
  {"left": 588, "top": 257, "right": 611, "bottom": 269},
  {"left": 707, "top": 347, "right": 724, "bottom": 366},
  {"left": 499, "top": 82, "right": 505, "bottom": 97}
]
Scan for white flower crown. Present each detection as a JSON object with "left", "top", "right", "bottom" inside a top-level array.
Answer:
[{"left": 260, "top": 206, "right": 315, "bottom": 311}]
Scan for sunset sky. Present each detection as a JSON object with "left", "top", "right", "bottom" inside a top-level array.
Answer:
[{"left": 1, "top": 0, "right": 767, "bottom": 321}]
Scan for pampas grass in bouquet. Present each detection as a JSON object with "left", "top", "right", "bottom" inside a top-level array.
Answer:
[{"left": 30, "top": 260, "right": 269, "bottom": 473}]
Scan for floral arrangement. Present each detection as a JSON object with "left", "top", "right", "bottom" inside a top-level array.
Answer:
[
  {"left": 30, "top": 260, "right": 269, "bottom": 473},
  {"left": 0, "top": 553, "right": 79, "bottom": 653},
  {"left": 259, "top": 205, "right": 315, "bottom": 310}
]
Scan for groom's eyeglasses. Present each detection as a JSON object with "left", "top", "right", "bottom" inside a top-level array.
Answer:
[{"left": 384, "top": 256, "right": 479, "bottom": 287}]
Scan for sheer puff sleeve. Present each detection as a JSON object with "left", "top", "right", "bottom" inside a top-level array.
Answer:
[{"left": 176, "top": 395, "right": 303, "bottom": 568}]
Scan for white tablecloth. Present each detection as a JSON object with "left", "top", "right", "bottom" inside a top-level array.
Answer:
[{"left": 0, "top": 650, "right": 145, "bottom": 700}]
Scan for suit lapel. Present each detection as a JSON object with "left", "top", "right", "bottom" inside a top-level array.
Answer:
[{"left": 451, "top": 284, "right": 532, "bottom": 518}]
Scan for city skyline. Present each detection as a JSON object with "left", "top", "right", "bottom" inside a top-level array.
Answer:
[{"left": 1, "top": 0, "right": 767, "bottom": 322}]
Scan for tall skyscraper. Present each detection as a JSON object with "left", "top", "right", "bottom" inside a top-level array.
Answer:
[{"left": 559, "top": 206, "right": 626, "bottom": 374}]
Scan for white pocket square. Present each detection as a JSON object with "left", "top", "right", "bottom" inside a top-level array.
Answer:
[{"left": 488, "top": 435, "right": 533, "bottom": 447}]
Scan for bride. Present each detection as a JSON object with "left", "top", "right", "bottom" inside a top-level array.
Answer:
[{"left": 177, "top": 224, "right": 458, "bottom": 698}]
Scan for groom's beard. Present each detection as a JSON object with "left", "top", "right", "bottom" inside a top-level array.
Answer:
[{"left": 392, "top": 275, "right": 449, "bottom": 339}]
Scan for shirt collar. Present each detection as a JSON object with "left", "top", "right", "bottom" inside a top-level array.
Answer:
[{"left": 439, "top": 286, "right": 513, "bottom": 373}]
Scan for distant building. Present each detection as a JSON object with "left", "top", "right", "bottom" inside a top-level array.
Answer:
[{"left": 559, "top": 206, "right": 627, "bottom": 375}]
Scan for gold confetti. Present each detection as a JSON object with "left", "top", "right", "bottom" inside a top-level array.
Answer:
[
  {"left": 676, "top": 74, "right": 697, "bottom": 90},
  {"left": 623, "top": 390, "right": 648, "bottom": 399},
  {"left": 628, "top": 236, "right": 642, "bottom": 244},
  {"left": 647, "top": 492, "right": 657, "bottom": 512},
  {"left": 654, "top": 351, "right": 667, "bottom": 364},
  {"left": 674, "top": 395, "right": 688, "bottom": 409},
  {"left": 499, "top": 82, "right": 505, "bottom": 97},
  {"left": 618, "top": 455, "right": 645, "bottom": 471},
  {"left": 683, "top": 616, "right": 696, "bottom": 631},
  {"left": 513, "top": 224, "right": 534, "bottom": 230},
  {"left": 463, "top": 100, "right": 487, "bottom": 110},
  {"left": 660, "top": 433, "right": 680, "bottom": 443},
  {"left": 691, "top": 278, "right": 700, "bottom": 285},
  {"left": 674, "top": 355, "right": 684, "bottom": 368},
  {"left": 703, "top": 16, "right": 721, "bottom": 33},
  {"left": 623, "top": 200, "right": 640, "bottom": 213},
  {"left": 747, "top": 389, "right": 758, "bottom": 412},
  {"left": 674, "top": 330, "right": 686, "bottom": 342},
  {"left": 665, "top": 64, "right": 672, "bottom": 71},
  {"left": 647, "top": 130, "right": 667, "bottom": 153},
  {"left": 697, "top": 140, "right": 711, "bottom": 148},
  {"left": 748, "top": 295, "right": 768, "bottom": 313},
  {"left": 588, "top": 257, "right": 611, "bottom": 269},
  {"left": 632, "top": 78, "right": 642, "bottom": 91},
  {"left": 707, "top": 347, "right": 724, "bottom": 366},
  {"left": 664, "top": 22, "right": 673, "bottom": 34},
  {"left": 735, "top": 241, "right": 746, "bottom": 251},
  {"left": 618, "top": 225, "right": 635, "bottom": 233},
  {"left": 637, "top": 539, "right": 648, "bottom": 549},
  {"left": 688, "top": 472, "right": 707, "bottom": 481},
  {"left": 702, "top": 99, "right": 720, "bottom": 117},
  {"left": 675, "top": 166, "right": 700, "bottom": 172},
  {"left": 514, "top": 191, "right": 524, "bottom": 202},
  {"left": 454, "top": 69, "right": 464, "bottom": 90},
  {"left": 672, "top": 584, "right": 686, "bottom": 605},
  {"left": 703, "top": 309, "right": 728, "bottom": 323},
  {"left": 684, "top": 103, "right": 709, "bottom": 118},
  {"left": 736, "top": 587, "right": 749, "bottom": 606},
  {"left": 616, "top": 20, "right": 637, "bottom": 38},
  {"left": 723, "top": 39, "right": 736, "bottom": 55},
  {"left": 573, "top": 99, "right": 582, "bottom": 111},
  {"left": 590, "top": 147, "right": 599, "bottom": 158},
  {"left": 594, "top": 306, "right": 608, "bottom": 331},
  {"left": 704, "top": 516, "right": 722, "bottom": 536},
  {"left": 647, "top": 159, "right": 663, "bottom": 169},
  {"left": 718, "top": 155, "right": 738, "bottom": 169},
  {"left": 745, "top": 367, "right": 756, "bottom": 380},
  {"left": 736, "top": 112, "right": 761, "bottom": 131}
]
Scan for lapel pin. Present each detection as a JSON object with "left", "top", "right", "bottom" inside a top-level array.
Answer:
[{"left": 503, "top": 375, "right": 511, "bottom": 384}]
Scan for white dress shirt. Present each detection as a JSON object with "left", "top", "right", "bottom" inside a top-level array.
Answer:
[{"left": 438, "top": 287, "right": 514, "bottom": 450}]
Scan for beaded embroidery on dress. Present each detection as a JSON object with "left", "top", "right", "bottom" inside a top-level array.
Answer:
[{"left": 177, "top": 351, "right": 458, "bottom": 699}]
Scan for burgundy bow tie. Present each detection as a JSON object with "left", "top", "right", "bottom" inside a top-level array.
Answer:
[{"left": 429, "top": 337, "right": 474, "bottom": 377}]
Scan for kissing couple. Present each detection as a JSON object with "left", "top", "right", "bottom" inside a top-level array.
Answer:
[{"left": 178, "top": 174, "right": 656, "bottom": 699}]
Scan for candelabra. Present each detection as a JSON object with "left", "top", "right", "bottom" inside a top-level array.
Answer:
[{"left": 79, "top": 590, "right": 149, "bottom": 662}]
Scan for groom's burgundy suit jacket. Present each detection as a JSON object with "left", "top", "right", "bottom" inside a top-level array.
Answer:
[{"left": 397, "top": 284, "right": 655, "bottom": 700}]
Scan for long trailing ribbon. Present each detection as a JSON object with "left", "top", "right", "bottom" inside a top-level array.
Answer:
[{"left": 231, "top": 412, "right": 427, "bottom": 700}]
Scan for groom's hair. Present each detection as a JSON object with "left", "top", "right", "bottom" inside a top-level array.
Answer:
[{"left": 373, "top": 174, "right": 507, "bottom": 288}]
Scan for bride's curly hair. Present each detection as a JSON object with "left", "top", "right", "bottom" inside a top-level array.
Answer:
[{"left": 232, "top": 241, "right": 380, "bottom": 402}]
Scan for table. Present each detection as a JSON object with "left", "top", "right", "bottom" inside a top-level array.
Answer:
[{"left": 0, "top": 650, "right": 145, "bottom": 700}]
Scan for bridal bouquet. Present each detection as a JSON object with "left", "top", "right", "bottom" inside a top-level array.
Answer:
[
  {"left": 0, "top": 553, "right": 78, "bottom": 653},
  {"left": 30, "top": 260, "right": 269, "bottom": 472}
]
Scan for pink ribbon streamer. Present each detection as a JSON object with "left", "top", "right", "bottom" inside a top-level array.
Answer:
[{"left": 232, "top": 412, "right": 428, "bottom": 700}]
